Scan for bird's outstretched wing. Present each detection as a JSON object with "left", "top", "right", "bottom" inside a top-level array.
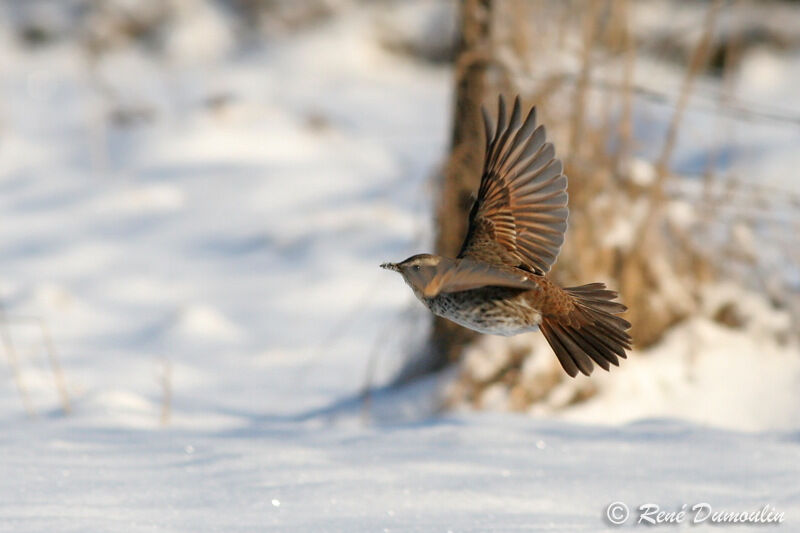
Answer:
[{"left": 458, "top": 95, "right": 568, "bottom": 275}]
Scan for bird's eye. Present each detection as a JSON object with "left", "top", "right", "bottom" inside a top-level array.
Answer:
[{"left": 413, "top": 265, "right": 421, "bottom": 271}]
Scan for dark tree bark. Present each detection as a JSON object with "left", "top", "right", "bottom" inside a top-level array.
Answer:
[
  {"left": 429, "top": 0, "right": 493, "bottom": 369},
  {"left": 393, "top": 0, "right": 496, "bottom": 384}
]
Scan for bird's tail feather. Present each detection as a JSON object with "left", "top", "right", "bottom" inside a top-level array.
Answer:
[{"left": 540, "top": 283, "right": 632, "bottom": 377}]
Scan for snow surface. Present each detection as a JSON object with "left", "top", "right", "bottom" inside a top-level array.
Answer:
[
  {"left": 3, "top": 416, "right": 800, "bottom": 532},
  {"left": 1, "top": 2, "right": 799, "bottom": 531}
]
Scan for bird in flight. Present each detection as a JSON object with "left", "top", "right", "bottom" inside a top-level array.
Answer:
[{"left": 382, "top": 95, "right": 631, "bottom": 377}]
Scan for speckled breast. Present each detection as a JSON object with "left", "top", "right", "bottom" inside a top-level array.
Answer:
[{"left": 424, "top": 287, "right": 542, "bottom": 336}]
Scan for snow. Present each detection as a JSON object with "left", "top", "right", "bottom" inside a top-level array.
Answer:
[
  {"left": 1, "top": 2, "right": 800, "bottom": 531},
  {"left": 3, "top": 416, "right": 800, "bottom": 532},
  {"left": 557, "top": 315, "right": 800, "bottom": 431}
]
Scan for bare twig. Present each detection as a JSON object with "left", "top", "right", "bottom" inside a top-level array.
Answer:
[{"left": 513, "top": 69, "right": 800, "bottom": 130}]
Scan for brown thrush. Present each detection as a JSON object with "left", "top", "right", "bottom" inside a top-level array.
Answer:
[{"left": 381, "top": 95, "right": 632, "bottom": 377}]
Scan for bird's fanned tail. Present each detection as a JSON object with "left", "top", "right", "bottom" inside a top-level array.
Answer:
[{"left": 539, "top": 283, "right": 632, "bottom": 377}]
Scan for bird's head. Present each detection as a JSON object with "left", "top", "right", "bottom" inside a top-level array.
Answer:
[{"left": 380, "top": 254, "right": 450, "bottom": 298}]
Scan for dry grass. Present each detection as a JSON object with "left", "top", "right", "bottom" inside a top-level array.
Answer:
[
  {"left": 492, "top": 0, "right": 725, "bottom": 348},
  {"left": 445, "top": 0, "right": 800, "bottom": 410},
  {"left": 0, "top": 312, "right": 36, "bottom": 417},
  {"left": 0, "top": 308, "right": 72, "bottom": 417}
]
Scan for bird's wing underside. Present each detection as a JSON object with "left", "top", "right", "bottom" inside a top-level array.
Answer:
[
  {"left": 458, "top": 95, "right": 569, "bottom": 275},
  {"left": 422, "top": 259, "right": 538, "bottom": 298}
]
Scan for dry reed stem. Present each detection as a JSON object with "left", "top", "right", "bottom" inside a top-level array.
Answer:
[
  {"left": 159, "top": 359, "right": 172, "bottom": 426},
  {"left": 0, "top": 314, "right": 72, "bottom": 415},
  {"left": 0, "top": 306, "right": 36, "bottom": 417},
  {"left": 651, "top": 0, "right": 723, "bottom": 204},
  {"left": 618, "top": 0, "right": 722, "bottom": 343},
  {"left": 705, "top": 0, "right": 744, "bottom": 207},
  {"left": 359, "top": 319, "right": 396, "bottom": 424},
  {"left": 615, "top": 0, "right": 636, "bottom": 175},
  {"left": 37, "top": 318, "right": 71, "bottom": 415},
  {"left": 509, "top": 0, "right": 530, "bottom": 68},
  {"left": 450, "top": 0, "right": 797, "bottom": 410},
  {"left": 568, "top": 0, "right": 602, "bottom": 160}
]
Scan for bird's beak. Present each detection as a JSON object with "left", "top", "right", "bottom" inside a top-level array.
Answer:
[{"left": 380, "top": 262, "right": 400, "bottom": 272}]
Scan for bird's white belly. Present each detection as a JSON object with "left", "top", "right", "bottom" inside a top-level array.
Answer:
[
  {"left": 423, "top": 291, "right": 542, "bottom": 337},
  {"left": 446, "top": 313, "right": 541, "bottom": 336}
]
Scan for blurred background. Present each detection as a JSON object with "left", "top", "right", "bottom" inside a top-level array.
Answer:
[{"left": 1, "top": 0, "right": 800, "bottom": 432}]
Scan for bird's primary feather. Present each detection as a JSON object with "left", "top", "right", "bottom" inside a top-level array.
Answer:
[{"left": 459, "top": 95, "right": 569, "bottom": 275}]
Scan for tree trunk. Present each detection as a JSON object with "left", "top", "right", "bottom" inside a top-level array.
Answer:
[
  {"left": 429, "top": 0, "right": 493, "bottom": 369},
  {"left": 393, "top": 0, "right": 495, "bottom": 385}
]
